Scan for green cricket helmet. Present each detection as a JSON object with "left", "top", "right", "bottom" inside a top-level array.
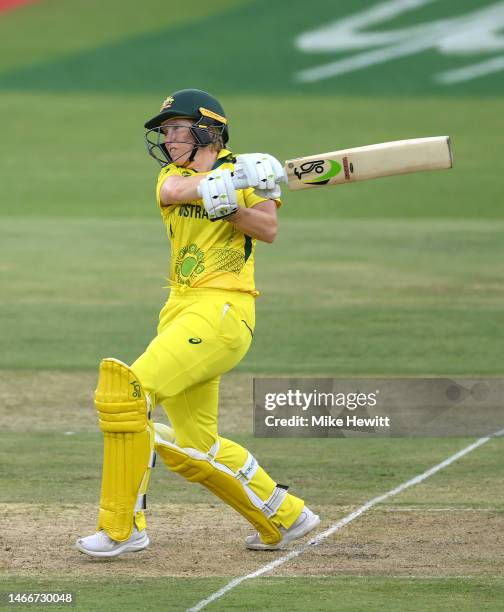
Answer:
[{"left": 144, "top": 89, "right": 229, "bottom": 166}]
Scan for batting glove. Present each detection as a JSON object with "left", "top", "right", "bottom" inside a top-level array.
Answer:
[
  {"left": 232, "top": 153, "right": 286, "bottom": 191},
  {"left": 254, "top": 184, "right": 282, "bottom": 201},
  {"left": 197, "top": 168, "right": 239, "bottom": 221}
]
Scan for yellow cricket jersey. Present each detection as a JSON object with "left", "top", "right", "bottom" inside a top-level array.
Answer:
[{"left": 155, "top": 149, "right": 280, "bottom": 297}]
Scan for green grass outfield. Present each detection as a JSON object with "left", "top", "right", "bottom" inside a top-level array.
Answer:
[
  {"left": 1, "top": 216, "right": 503, "bottom": 373},
  {"left": 1, "top": 1, "right": 504, "bottom": 610},
  {"left": 0, "top": 91, "right": 502, "bottom": 220},
  {"left": 2, "top": 576, "right": 504, "bottom": 611},
  {"left": 2, "top": 432, "right": 504, "bottom": 509},
  {"left": 1, "top": 0, "right": 503, "bottom": 97}
]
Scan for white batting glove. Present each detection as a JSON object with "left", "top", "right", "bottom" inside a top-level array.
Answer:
[
  {"left": 232, "top": 153, "right": 286, "bottom": 191},
  {"left": 197, "top": 168, "right": 239, "bottom": 221},
  {"left": 254, "top": 184, "right": 282, "bottom": 201}
]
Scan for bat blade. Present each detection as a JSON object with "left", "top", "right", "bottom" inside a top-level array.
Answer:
[{"left": 284, "top": 136, "right": 453, "bottom": 191}]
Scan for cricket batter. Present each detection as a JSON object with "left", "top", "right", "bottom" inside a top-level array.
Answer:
[{"left": 76, "top": 89, "right": 320, "bottom": 558}]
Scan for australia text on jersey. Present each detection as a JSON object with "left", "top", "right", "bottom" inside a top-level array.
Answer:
[{"left": 178, "top": 204, "right": 209, "bottom": 220}]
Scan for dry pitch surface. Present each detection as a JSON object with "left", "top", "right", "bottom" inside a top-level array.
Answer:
[
  {"left": 1, "top": 372, "right": 502, "bottom": 586},
  {"left": 2, "top": 503, "right": 502, "bottom": 580}
]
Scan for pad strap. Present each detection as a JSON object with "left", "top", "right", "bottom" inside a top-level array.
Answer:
[
  {"left": 236, "top": 453, "right": 259, "bottom": 485},
  {"left": 203, "top": 440, "right": 259, "bottom": 486},
  {"left": 205, "top": 439, "right": 220, "bottom": 462},
  {"left": 134, "top": 449, "right": 157, "bottom": 511},
  {"left": 262, "top": 484, "right": 289, "bottom": 518}
]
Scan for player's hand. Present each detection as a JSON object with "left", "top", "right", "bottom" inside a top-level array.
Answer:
[
  {"left": 197, "top": 168, "right": 239, "bottom": 221},
  {"left": 254, "top": 184, "right": 282, "bottom": 201},
  {"left": 232, "top": 153, "right": 286, "bottom": 191}
]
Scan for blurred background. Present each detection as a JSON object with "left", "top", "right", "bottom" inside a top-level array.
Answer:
[{"left": 1, "top": 0, "right": 503, "bottom": 373}]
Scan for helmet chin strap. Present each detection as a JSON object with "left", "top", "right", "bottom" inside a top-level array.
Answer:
[
  {"left": 166, "top": 142, "right": 201, "bottom": 166},
  {"left": 182, "top": 144, "right": 199, "bottom": 167}
]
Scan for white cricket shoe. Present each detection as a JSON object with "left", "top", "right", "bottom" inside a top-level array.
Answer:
[
  {"left": 245, "top": 506, "right": 320, "bottom": 550},
  {"left": 76, "top": 527, "right": 149, "bottom": 558}
]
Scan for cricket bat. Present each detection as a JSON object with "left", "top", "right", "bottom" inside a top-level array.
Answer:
[{"left": 283, "top": 136, "right": 452, "bottom": 190}]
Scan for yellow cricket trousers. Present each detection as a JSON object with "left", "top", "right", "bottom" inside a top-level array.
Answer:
[{"left": 131, "top": 287, "right": 304, "bottom": 531}]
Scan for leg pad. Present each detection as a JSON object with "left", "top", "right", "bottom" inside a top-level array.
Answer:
[
  {"left": 95, "top": 358, "right": 154, "bottom": 541},
  {"left": 154, "top": 430, "right": 283, "bottom": 545}
]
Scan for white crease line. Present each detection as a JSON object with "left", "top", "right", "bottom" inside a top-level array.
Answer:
[
  {"left": 436, "top": 55, "right": 504, "bottom": 84},
  {"left": 187, "top": 428, "right": 504, "bottom": 612},
  {"left": 384, "top": 507, "right": 497, "bottom": 512}
]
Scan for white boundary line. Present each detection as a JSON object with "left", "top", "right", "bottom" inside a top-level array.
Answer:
[{"left": 188, "top": 429, "right": 504, "bottom": 612}]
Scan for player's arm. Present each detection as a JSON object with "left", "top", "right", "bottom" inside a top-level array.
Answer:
[
  {"left": 159, "top": 175, "right": 206, "bottom": 206},
  {"left": 225, "top": 200, "right": 278, "bottom": 244}
]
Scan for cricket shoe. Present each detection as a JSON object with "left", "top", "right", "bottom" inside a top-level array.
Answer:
[
  {"left": 76, "top": 526, "right": 149, "bottom": 558},
  {"left": 245, "top": 506, "right": 320, "bottom": 550}
]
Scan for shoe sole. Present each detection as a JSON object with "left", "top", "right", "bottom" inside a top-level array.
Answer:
[
  {"left": 246, "top": 514, "right": 321, "bottom": 551},
  {"left": 76, "top": 533, "right": 149, "bottom": 558}
]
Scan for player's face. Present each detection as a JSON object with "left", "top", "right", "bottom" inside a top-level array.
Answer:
[{"left": 161, "top": 117, "right": 196, "bottom": 164}]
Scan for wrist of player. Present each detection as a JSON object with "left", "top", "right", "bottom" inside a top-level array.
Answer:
[{"left": 223, "top": 206, "right": 242, "bottom": 222}]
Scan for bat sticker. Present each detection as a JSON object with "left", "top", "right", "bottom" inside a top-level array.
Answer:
[
  {"left": 343, "top": 156, "right": 350, "bottom": 180},
  {"left": 294, "top": 159, "right": 325, "bottom": 179},
  {"left": 293, "top": 159, "right": 342, "bottom": 185}
]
